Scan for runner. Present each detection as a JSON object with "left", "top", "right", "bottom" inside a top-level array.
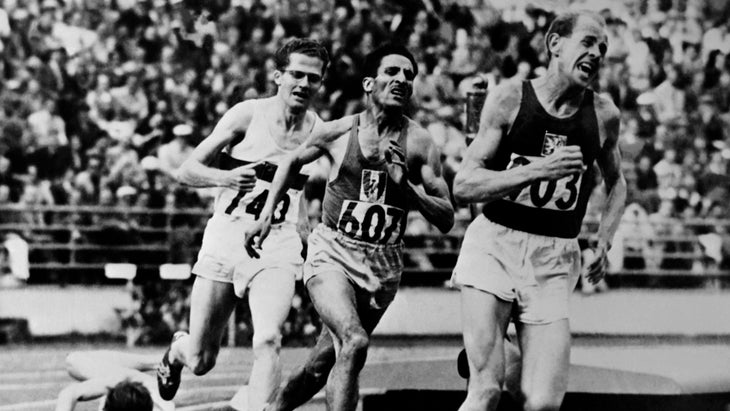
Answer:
[
  {"left": 245, "top": 43, "right": 455, "bottom": 411},
  {"left": 57, "top": 350, "right": 171, "bottom": 411},
  {"left": 451, "top": 11, "right": 626, "bottom": 411},
  {"left": 155, "top": 38, "right": 341, "bottom": 411}
]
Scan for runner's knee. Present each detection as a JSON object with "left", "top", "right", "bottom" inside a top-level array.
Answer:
[
  {"left": 339, "top": 328, "right": 369, "bottom": 369},
  {"left": 304, "top": 349, "right": 336, "bottom": 380},
  {"left": 252, "top": 330, "right": 282, "bottom": 355}
]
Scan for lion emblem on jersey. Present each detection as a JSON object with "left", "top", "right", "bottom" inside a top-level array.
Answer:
[
  {"left": 360, "top": 170, "right": 387, "bottom": 204},
  {"left": 542, "top": 132, "right": 567, "bottom": 156}
]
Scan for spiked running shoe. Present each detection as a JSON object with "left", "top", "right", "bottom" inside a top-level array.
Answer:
[{"left": 157, "top": 330, "right": 187, "bottom": 400}]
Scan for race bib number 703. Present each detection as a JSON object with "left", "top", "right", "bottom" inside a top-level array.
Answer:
[{"left": 505, "top": 153, "right": 583, "bottom": 211}]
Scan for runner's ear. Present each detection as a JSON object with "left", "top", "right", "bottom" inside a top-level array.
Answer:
[
  {"left": 273, "top": 70, "right": 283, "bottom": 87},
  {"left": 546, "top": 32, "right": 563, "bottom": 58},
  {"left": 362, "top": 77, "right": 374, "bottom": 93}
]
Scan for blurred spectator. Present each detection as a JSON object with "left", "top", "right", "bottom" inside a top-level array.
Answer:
[
  {"left": 0, "top": 0, "right": 726, "bottom": 286},
  {"left": 110, "top": 71, "right": 149, "bottom": 121},
  {"left": 26, "top": 97, "right": 68, "bottom": 151},
  {"left": 157, "top": 123, "right": 194, "bottom": 178},
  {"left": 74, "top": 153, "right": 104, "bottom": 205},
  {"left": 653, "top": 147, "right": 683, "bottom": 198},
  {"left": 652, "top": 64, "right": 687, "bottom": 125},
  {"left": 650, "top": 199, "right": 697, "bottom": 271},
  {"left": 610, "top": 203, "right": 657, "bottom": 272}
]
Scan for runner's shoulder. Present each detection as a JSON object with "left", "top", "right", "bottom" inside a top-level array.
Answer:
[
  {"left": 592, "top": 91, "right": 621, "bottom": 122},
  {"left": 485, "top": 81, "right": 523, "bottom": 126},
  {"left": 404, "top": 117, "right": 436, "bottom": 156}
]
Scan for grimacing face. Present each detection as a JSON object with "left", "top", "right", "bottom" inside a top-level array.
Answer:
[
  {"left": 274, "top": 52, "right": 325, "bottom": 111},
  {"left": 555, "top": 16, "right": 608, "bottom": 87},
  {"left": 366, "top": 54, "right": 415, "bottom": 109}
]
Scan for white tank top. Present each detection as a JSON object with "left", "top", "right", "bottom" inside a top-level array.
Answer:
[{"left": 212, "top": 99, "right": 319, "bottom": 227}]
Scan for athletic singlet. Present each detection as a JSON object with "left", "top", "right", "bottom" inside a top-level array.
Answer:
[
  {"left": 482, "top": 80, "right": 601, "bottom": 238},
  {"left": 321, "top": 114, "right": 410, "bottom": 244},
  {"left": 212, "top": 99, "right": 317, "bottom": 226}
]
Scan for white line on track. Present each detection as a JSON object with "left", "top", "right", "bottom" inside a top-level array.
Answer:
[
  {"left": 0, "top": 399, "right": 56, "bottom": 410},
  {"left": 0, "top": 382, "right": 60, "bottom": 391},
  {"left": 178, "top": 400, "right": 230, "bottom": 411},
  {"left": 0, "top": 370, "right": 67, "bottom": 380}
]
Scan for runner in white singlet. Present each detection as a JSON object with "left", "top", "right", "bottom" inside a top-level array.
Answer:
[{"left": 155, "top": 39, "right": 340, "bottom": 411}]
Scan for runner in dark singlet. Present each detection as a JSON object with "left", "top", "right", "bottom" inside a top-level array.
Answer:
[{"left": 451, "top": 11, "right": 626, "bottom": 411}]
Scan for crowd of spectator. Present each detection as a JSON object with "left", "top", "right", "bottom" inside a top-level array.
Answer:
[{"left": 0, "top": 0, "right": 729, "bottom": 276}]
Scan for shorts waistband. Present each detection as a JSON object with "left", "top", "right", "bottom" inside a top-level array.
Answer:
[
  {"left": 317, "top": 224, "right": 404, "bottom": 251},
  {"left": 480, "top": 215, "right": 579, "bottom": 246}
]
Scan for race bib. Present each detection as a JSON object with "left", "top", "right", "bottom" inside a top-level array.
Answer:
[
  {"left": 335, "top": 169, "right": 405, "bottom": 243},
  {"left": 337, "top": 200, "right": 406, "bottom": 244},
  {"left": 220, "top": 162, "right": 308, "bottom": 224},
  {"left": 504, "top": 153, "right": 583, "bottom": 211}
]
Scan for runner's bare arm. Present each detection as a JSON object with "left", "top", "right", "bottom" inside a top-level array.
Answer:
[
  {"left": 585, "top": 97, "right": 627, "bottom": 282},
  {"left": 56, "top": 378, "right": 117, "bottom": 411},
  {"left": 57, "top": 351, "right": 155, "bottom": 411},
  {"left": 297, "top": 193, "right": 311, "bottom": 253},
  {"left": 403, "top": 129, "right": 454, "bottom": 233},
  {"left": 453, "top": 83, "right": 584, "bottom": 204},
  {"left": 173, "top": 101, "right": 257, "bottom": 190},
  {"left": 261, "top": 115, "right": 355, "bottom": 221},
  {"left": 244, "top": 115, "right": 354, "bottom": 257},
  {"left": 66, "top": 351, "right": 158, "bottom": 381}
]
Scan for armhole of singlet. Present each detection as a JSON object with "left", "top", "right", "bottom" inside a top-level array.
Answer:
[
  {"left": 327, "top": 115, "right": 360, "bottom": 185},
  {"left": 307, "top": 111, "right": 321, "bottom": 134},
  {"left": 224, "top": 100, "right": 259, "bottom": 154},
  {"left": 398, "top": 116, "right": 409, "bottom": 154},
  {"left": 503, "top": 81, "right": 530, "bottom": 138}
]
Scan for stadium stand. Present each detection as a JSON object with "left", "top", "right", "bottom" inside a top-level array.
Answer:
[{"left": 0, "top": 0, "right": 729, "bottom": 343}]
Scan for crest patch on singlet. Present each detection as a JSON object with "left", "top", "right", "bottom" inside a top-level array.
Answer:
[
  {"left": 360, "top": 170, "right": 387, "bottom": 204},
  {"left": 541, "top": 132, "right": 567, "bottom": 156}
]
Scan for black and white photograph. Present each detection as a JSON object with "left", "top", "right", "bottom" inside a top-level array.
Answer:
[{"left": 0, "top": 0, "right": 729, "bottom": 410}]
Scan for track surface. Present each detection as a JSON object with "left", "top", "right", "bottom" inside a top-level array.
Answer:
[{"left": 5, "top": 338, "right": 730, "bottom": 411}]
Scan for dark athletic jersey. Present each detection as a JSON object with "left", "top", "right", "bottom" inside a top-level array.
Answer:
[
  {"left": 482, "top": 81, "right": 601, "bottom": 238},
  {"left": 322, "top": 114, "right": 409, "bottom": 244}
]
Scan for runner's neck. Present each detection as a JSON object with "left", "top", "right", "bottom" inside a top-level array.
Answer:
[
  {"left": 532, "top": 74, "right": 586, "bottom": 118},
  {"left": 364, "top": 106, "right": 404, "bottom": 138}
]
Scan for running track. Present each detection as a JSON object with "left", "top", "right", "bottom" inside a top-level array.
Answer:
[
  {"left": 0, "top": 341, "right": 464, "bottom": 411},
  {"left": 4, "top": 339, "right": 730, "bottom": 411}
]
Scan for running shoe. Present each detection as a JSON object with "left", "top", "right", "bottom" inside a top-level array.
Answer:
[{"left": 157, "top": 330, "right": 187, "bottom": 400}]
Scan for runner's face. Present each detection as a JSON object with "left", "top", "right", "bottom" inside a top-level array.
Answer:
[
  {"left": 559, "top": 16, "right": 607, "bottom": 87},
  {"left": 369, "top": 54, "right": 415, "bottom": 109},
  {"left": 275, "top": 53, "right": 325, "bottom": 110}
]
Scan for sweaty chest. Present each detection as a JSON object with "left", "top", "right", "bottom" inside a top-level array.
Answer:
[{"left": 358, "top": 131, "right": 398, "bottom": 162}]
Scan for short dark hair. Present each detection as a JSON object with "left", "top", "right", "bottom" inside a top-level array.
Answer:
[
  {"left": 363, "top": 43, "right": 419, "bottom": 78},
  {"left": 274, "top": 38, "right": 330, "bottom": 75},
  {"left": 104, "top": 380, "right": 153, "bottom": 411},
  {"left": 544, "top": 11, "right": 606, "bottom": 60}
]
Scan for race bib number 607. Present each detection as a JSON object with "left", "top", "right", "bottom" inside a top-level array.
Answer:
[
  {"left": 505, "top": 153, "right": 583, "bottom": 211},
  {"left": 337, "top": 200, "right": 405, "bottom": 244}
]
